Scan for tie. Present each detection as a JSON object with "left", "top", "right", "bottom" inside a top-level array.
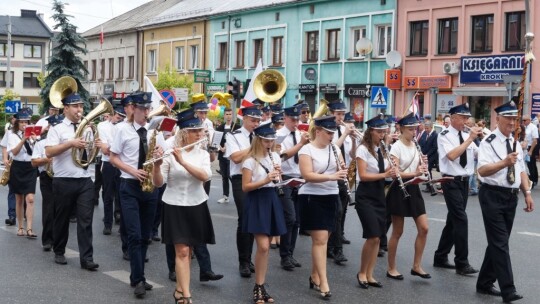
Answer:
[
  {"left": 20, "top": 131, "right": 33, "bottom": 155},
  {"left": 337, "top": 127, "right": 346, "bottom": 160},
  {"left": 506, "top": 139, "right": 515, "bottom": 184},
  {"left": 291, "top": 131, "right": 299, "bottom": 164},
  {"left": 458, "top": 131, "right": 467, "bottom": 168},
  {"left": 377, "top": 148, "right": 384, "bottom": 173},
  {"left": 72, "top": 123, "right": 88, "bottom": 165},
  {"left": 137, "top": 127, "right": 148, "bottom": 169},
  {"left": 249, "top": 133, "right": 253, "bottom": 144}
]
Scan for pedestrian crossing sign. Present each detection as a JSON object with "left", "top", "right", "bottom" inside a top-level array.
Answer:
[{"left": 370, "top": 86, "right": 388, "bottom": 108}]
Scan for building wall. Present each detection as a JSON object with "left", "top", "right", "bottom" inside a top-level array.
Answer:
[{"left": 396, "top": 0, "right": 537, "bottom": 128}]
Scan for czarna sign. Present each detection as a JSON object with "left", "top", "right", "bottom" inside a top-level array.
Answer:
[
  {"left": 344, "top": 84, "right": 384, "bottom": 98},
  {"left": 460, "top": 54, "right": 524, "bottom": 83}
]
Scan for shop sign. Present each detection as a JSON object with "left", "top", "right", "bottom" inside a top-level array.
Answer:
[
  {"left": 460, "top": 54, "right": 524, "bottom": 83},
  {"left": 205, "top": 83, "right": 227, "bottom": 96},
  {"left": 385, "top": 69, "right": 401, "bottom": 90},
  {"left": 194, "top": 69, "right": 211, "bottom": 83},
  {"left": 319, "top": 83, "right": 337, "bottom": 93},
  {"left": 298, "top": 84, "right": 317, "bottom": 94},
  {"left": 344, "top": 84, "right": 384, "bottom": 98},
  {"left": 532, "top": 94, "right": 540, "bottom": 116},
  {"left": 436, "top": 92, "right": 457, "bottom": 114},
  {"left": 403, "top": 75, "right": 451, "bottom": 90}
]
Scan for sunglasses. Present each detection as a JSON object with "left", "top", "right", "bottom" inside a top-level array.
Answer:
[
  {"left": 325, "top": 130, "right": 335, "bottom": 135},
  {"left": 301, "top": 111, "right": 310, "bottom": 114}
]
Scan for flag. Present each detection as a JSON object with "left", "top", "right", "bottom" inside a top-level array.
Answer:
[
  {"left": 236, "top": 59, "right": 263, "bottom": 119},
  {"left": 100, "top": 26, "right": 104, "bottom": 45},
  {"left": 408, "top": 93, "right": 419, "bottom": 118},
  {"left": 144, "top": 76, "right": 163, "bottom": 111}
]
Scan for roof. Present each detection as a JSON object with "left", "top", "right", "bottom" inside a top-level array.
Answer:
[
  {"left": 0, "top": 11, "right": 53, "bottom": 39},
  {"left": 82, "top": 0, "right": 185, "bottom": 37},
  {"left": 140, "top": 0, "right": 304, "bottom": 28}
]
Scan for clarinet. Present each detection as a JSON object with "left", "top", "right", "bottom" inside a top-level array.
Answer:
[
  {"left": 379, "top": 141, "right": 410, "bottom": 198},
  {"left": 412, "top": 138, "right": 437, "bottom": 196},
  {"left": 267, "top": 149, "right": 284, "bottom": 197},
  {"left": 330, "top": 144, "right": 351, "bottom": 196}
]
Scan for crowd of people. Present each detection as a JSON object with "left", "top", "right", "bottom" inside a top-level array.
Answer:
[{"left": 1, "top": 92, "right": 536, "bottom": 303}]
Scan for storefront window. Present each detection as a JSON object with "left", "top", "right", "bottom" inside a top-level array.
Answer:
[{"left": 467, "top": 96, "right": 491, "bottom": 127}]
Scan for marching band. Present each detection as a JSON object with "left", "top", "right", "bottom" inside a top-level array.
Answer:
[{"left": 0, "top": 73, "right": 536, "bottom": 304}]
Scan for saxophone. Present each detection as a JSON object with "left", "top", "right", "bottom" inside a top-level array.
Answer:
[
  {"left": 45, "top": 160, "right": 54, "bottom": 178},
  {"left": 141, "top": 129, "right": 157, "bottom": 192},
  {"left": 0, "top": 159, "right": 11, "bottom": 186}
]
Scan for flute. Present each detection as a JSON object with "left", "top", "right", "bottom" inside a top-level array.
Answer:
[
  {"left": 143, "top": 138, "right": 208, "bottom": 166},
  {"left": 330, "top": 144, "right": 351, "bottom": 196},
  {"left": 379, "top": 141, "right": 410, "bottom": 198},
  {"left": 267, "top": 148, "right": 284, "bottom": 197},
  {"left": 413, "top": 138, "right": 437, "bottom": 196}
]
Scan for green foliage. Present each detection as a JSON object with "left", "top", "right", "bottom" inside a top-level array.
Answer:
[
  {"left": 39, "top": 0, "right": 90, "bottom": 114},
  {"left": 153, "top": 64, "right": 194, "bottom": 110},
  {"left": 0, "top": 89, "right": 20, "bottom": 137}
]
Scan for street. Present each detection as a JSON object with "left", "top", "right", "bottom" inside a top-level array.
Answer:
[{"left": 0, "top": 170, "right": 539, "bottom": 304}]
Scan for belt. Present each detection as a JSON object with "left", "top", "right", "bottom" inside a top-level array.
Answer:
[
  {"left": 120, "top": 177, "right": 140, "bottom": 185},
  {"left": 443, "top": 174, "right": 469, "bottom": 182},
  {"left": 231, "top": 174, "right": 242, "bottom": 180},
  {"left": 482, "top": 184, "right": 520, "bottom": 194}
]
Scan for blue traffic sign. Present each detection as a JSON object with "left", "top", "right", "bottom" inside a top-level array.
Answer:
[
  {"left": 5, "top": 100, "right": 21, "bottom": 114},
  {"left": 370, "top": 86, "right": 388, "bottom": 108}
]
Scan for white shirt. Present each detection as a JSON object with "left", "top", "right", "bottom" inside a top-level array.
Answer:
[
  {"left": 224, "top": 127, "right": 251, "bottom": 176},
  {"left": 524, "top": 123, "right": 539, "bottom": 148},
  {"left": 7, "top": 131, "right": 33, "bottom": 162},
  {"left": 35, "top": 116, "right": 50, "bottom": 128},
  {"left": 356, "top": 144, "right": 388, "bottom": 181},
  {"left": 31, "top": 139, "right": 47, "bottom": 173},
  {"left": 477, "top": 128, "right": 525, "bottom": 188},
  {"left": 45, "top": 118, "right": 91, "bottom": 178},
  {"left": 243, "top": 153, "right": 281, "bottom": 188},
  {"left": 203, "top": 118, "right": 215, "bottom": 145},
  {"left": 159, "top": 147, "right": 211, "bottom": 207},
  {"left": 97, "top": 120, "right": 115, "bottom": 162},
  {"left": 298, "top": 143, "right": 339, "bottom": 195},
  {"left": 437, "top": 125, "right": 478, "bottom": 176},
  {"left": 332, "top": 125, "right": 354, "bottom": 166},
  {"left": 277, "top": 126, "right": 301, "bottom": 177},
  {"left": 390, "top": 140, "right": 420, "bottom": 173}
]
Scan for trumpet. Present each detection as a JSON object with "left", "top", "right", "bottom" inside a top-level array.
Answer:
[
  {"left": 330, "top": 144, "right": 351, "bottom": 196},
  {"left": 413, "top": 138, "right": 437, "bottom": 196},
  {"left": 143, "top": 137, "right": 208, "bottom": 166},
  {"left": 267, "top": 148, "right": 284, "bottom": 197},
  {"left": 379, "top": 141, "right": 410, "bottom": 198}
]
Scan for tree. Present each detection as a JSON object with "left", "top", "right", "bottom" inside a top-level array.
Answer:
[
  {"left": 39, "top": 0, "right": 90, "bottom": 113},
  {"left": 0, "top": 89, "right": 21, "bottom": 136},
  {"left": 153, "top": 64, "right": 194, "bottom": 111}
]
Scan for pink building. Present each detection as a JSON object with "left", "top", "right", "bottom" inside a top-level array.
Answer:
[{"left": 395, "top": 0, "right": 537, "bottom": 128}]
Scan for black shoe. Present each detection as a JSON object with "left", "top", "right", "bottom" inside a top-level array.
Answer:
[
  {"left": 356, "top": 273, "right": 369, "bottom": 289},
  {"left": 327, "top": 250, "right": 335, "bottom": 259},
  {"left": 133, "top": 281, "right": 146, "bottom": 298},
  {"left": 239, "top": 262, "right": 251, "bottom": 278},
  {"left": 341, "top": 235, "right": 351, "bottom": 244},
  {"left": 55, "top": 254, "right": 67, "bottom": 265},
  {"left": 433, "top": 260, "right": 456, "bottom": 269},
  {"left": 81, "top": 261, "right": 99, "bottom": 271},
  {"left": 200, "top": 271, "right": 224, "bottom": 282},
  {"left": 5, "top": 218, "right": 15, "bottom": 226},
  {"left": 476, "top": 285, "right": 501, "bottom": 296},
  {"left": 143, "top": 281, "right": 153, "bottom": 290},
  {"left": 290, "top": 256, "right": 302, "bottom": 267},
  {"left": 249, "top": 261, "right": 255, "bottom": 273},
  {"left": 333, "top": 250, "right": 348, "bottom": 265},
  {"left": 386, "top": 272, "right": 404, "bottom": 280},
  {"left": 367, "top": 281, "right": 383, "bottom": 288},
  {"left": 377, "top": 249, "right": 385, "bottom": 257},
  {"left": 456, "top": 264, "right": 479, "bottom": 275},
  {"left": 114, "top": 213, "right": 121, "bottom": 224},
  {"left": 168, "top": 271, "right": 176, "bottom": 282},
  {"left": 270, "top": 243, "right": 278, "bottom": 249},
  {"left": 103, "top": 227, "right": 112, "bottom": 235},
  {"left": 411, "top": 269, "right": 431, "bottom": 279},
  {"left": 503, "top": 292, "right": 523, "bottom": 303},
  {"left": 152, "top": 235, "right": 161, "bottom": 242},
  {"left": 123, "top": 252, "right": 130, "bottom": 261},
  {"left": 281, "top": 257, "right": 294, "bottom": 271},
  {"left": 43, "top": 244, "right": 52, "bottom": 252}
]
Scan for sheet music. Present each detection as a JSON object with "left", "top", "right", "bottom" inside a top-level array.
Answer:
[
  {"left": 211, "top": 131, "right": 224, "bottom": 148},
  {"left": 275, "top": 134, "right": 287, "bottom": 145}
]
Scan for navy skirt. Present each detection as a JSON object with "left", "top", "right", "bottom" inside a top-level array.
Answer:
[
  {"left": 299, "top": 194, "right": 339, "bottom": 232},
  {"left": 9, "top": 160, "right": 37, "bottom": 195},
  {"left": 162, "top": 201, "right": 216, "bottom": 246},
  {"left": 386, "top": 181, "right": 426, "bottom": 218},
  {"left": 355, "top": 180, "right": 386, "bottom": 239},
  {"left": 242, "top": 187, "right": 286, "bottom": 236}
]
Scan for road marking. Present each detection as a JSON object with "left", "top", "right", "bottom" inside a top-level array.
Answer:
[
  {"left": 211, "top": 213, "right": 237, "bottom": 220},
  {"left": 0, "top": 226, "right": 17, "bottom": 234},
  {"left": 65, "top": 248, "right": 80, "bottom": 258},
  {"left": 428, "top": 218, "right": 446, "bottom": 223},
  {"left": 103, "top": 270, "right": 164, "bottom": 289},
  {"left": 518, "top": 231, "right": 540, "bottom": 237}
]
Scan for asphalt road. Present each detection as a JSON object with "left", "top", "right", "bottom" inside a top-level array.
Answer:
[{"left": 0, "top": 169, "right": 539, "bottom": 304}]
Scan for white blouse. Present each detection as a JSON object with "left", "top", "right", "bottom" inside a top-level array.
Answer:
[
  {"left": 389, "top": 140, "right": 420, "bottom": 173},
  {"left": 242, "top": 152, "right": 281, "bottom": 188},
  {"left": 159, "top": 147, "right": 212, "bottom": 207},
  {"left": 298, "top": 143, "right": 339, "bottom": 195},
  {"left": 7, "top": 131, "right": 33, "bottom": 162},
  {"left": 356, "top": 144, "right": 388, "bottom": 181}
]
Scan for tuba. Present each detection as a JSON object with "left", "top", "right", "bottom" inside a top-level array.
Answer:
[
  {"left": 253, "top": 70, "right": 287, "bottom": 103},
  {"left": 308, "top": 98, "right": 329, "bottom": 139},
  {"left": 49, "top": 76, "right": 78, "bottom": 109}
]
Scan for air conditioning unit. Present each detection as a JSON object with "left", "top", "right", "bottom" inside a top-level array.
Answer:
[{"left": 443, "top": 62, "right": 459, "bottom": 74}]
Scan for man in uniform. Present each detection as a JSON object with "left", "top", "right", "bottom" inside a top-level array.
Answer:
[
  {"left": 35, "top": 106, "right": 60, "bottom": 128},
  {"left": 476, "top": 102, "right": 534, "bottom": 303},
  {"left": 224, "top": 106, "right": 261, "bottom": 277},
  {"left": 45, "top": 92, "right": 99, "bottom": 271},
  {"left": 420, "top": 120, "right": 438, "bottom": 194},
  {"left": 433, "top": 103, "right": 481, "bottom": 275}
]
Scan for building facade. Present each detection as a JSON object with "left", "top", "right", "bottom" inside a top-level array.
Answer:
[
  {"left": 396, "top": 0, "right": 537, "bottom": 127},
  {"left": 0, "top": 10, "right": 53, "bottom": 113}
]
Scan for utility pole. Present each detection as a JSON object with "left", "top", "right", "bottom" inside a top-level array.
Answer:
[
  {"left": 7, "top": 15, "right": 12, "bottom": 90},
  {"left": 523, "top": 0, "right": 534, "bottom": 115}
]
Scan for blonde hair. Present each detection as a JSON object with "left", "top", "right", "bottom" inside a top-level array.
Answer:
[{"left": 243, "top": 136, "right": 274, "bottom": 164}]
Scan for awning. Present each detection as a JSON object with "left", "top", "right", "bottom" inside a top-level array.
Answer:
[{"left": 452, "top": 87, "right": 508, "bottom": 97}]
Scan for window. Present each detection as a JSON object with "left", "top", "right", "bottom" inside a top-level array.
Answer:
[
  {"left": 472, "top": 14, "right": 494, "bottom": 53},
  {"left": 148, "top": 50, "right": 156, "bottom": 73},
  {"left": 190, "top": 45, "right": 199, "bottom": 70},
  {"left": 410, "top": 21, "right": 429, "bottom": 56},
  {"left": 23, "top": 44, "right": 42, "bottom": 58},
  {"left": 438, "top": 18, "right": 458, "bottom": 54},
  {"left": 235, "top": 40, "right": 245, "bottom": 68},
  {"left": 375, "top": 25, "right": 392, "bottom": 57},
  {"left": 272, "top": 36, "right": 283, "bottom": 66},
  {"left": 351, "top": 27, "right": 367, "bottom": 58},
  {"left": 128, "top": 56, "right": 134, "bottom": 79},
  {"left": 23, "top": 72, "right": 39, "bottom": 88},
  {"left": 506, "top": 11, "right": 525, "bottom": 51},
  {"left": 0, "top": 71, "right": 14, "bottom": 87},
  {"left": 253, "top": 39, "right": 263, "bottom": 66},
  {"left": 0, "top": 43, "right": 14, "bottom": 57},
  {"left": 306, "top": 31, "right": 319, "bottom": 62},
  {"left": 108, "top": 58, "right": 114, "bottom": 80},
  {"left": 218, "top": 43, "right": 227, "bottom": 69},
  {"left": 83, "top": 60, "right": 88, "bottom": 75},
  {"left": 327, "top": 29, "right": 341, "bottom": 60},
  {"left": 175, "top": 47, "right": 185, "bottom": 70},
  {"left": 91, "top": 60, "right": 97, "bottom": 80},
  {"left": 100, "top": 59, "right": 105, "bottom": 80},
  {"left": 117, "top": 57, "right": 124, "bottom": 79}
]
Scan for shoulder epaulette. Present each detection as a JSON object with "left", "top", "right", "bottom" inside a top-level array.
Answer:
[
  {"left": 440, "top": 130, "right": 449, "bottom": 136},
  {"left": 231, "top": 130, "right": 241, "bottom": 135},
  {"left": 485, "top": 134, "right": 496, "bottom": 143}
]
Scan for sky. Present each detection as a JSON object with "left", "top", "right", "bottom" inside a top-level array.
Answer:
[{"left": 3, "top": 0, "right": 151, "bottom": 33}]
